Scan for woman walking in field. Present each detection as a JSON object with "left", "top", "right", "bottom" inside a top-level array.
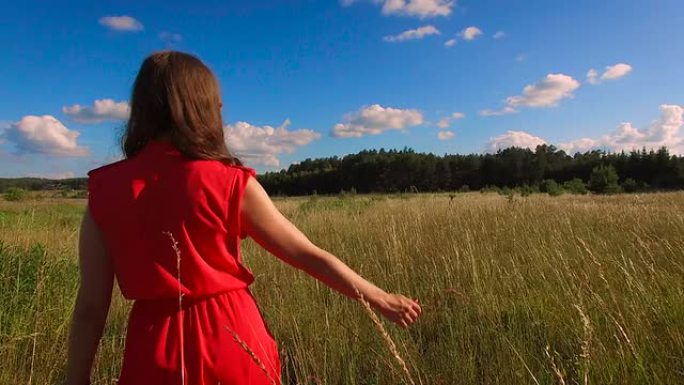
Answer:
[{"left": 65, "top": 51, "right": 421, "bottom": 385}]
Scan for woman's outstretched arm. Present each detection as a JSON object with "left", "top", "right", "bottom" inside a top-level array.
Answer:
[
  {"left": 65, "top": 208, "right": 114, "bottom": 385},
  {"left": 241, "top": 178, "right": 421, "bottom": 328}
]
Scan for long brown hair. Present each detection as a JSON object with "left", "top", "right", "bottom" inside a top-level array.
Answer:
[{"left": 123, "top": 50, "right": 241, "bottom": 164}]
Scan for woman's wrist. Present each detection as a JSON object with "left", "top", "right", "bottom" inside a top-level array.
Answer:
[{"left": 360, "top": 288, "right": 389, "bottom": 310}]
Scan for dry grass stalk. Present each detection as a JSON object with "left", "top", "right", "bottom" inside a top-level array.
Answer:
[
  {"left": 354, "top": 288, "right": 416, "bottom": 385},
  {"left": 500, "top": 332, "right": 541, "bottom": 385},
  {"left": 163, "top": 231, "right": 186, "bottom": 385},
  {"left": 574, "top": 304, "right": 592, "bottom": 385},
  {"left": 544, "top": 345, "right": 567, "bottom": 385},
  {"left": 223, "top": 325, "right": 277, "bottom": 385}
]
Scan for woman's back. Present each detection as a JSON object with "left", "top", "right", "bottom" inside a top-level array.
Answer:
[{"left": 88, "top": 140, "right": 256, "bottom": 300}]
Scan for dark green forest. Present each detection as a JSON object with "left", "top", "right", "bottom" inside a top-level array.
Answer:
[
  {"left": 2, "top": 145, "right": 683, "bottom": 197},
  {"left": 257, "top": 145, "right": 684, "bottom": 195}
]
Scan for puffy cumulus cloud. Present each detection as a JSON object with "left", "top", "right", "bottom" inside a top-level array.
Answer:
[
  {"left": 382, "top": 0, "right": 454, "bottom": 17},
  {"left": 383, "top": 25, "right": 439, "bottom": 42},
  {"left": 62, "top": 99, "right": 130, "bottom": 124},
  {"left": 332, "top": 104, "right": 424, "bottom": 138},
  {"left": 437, "top": 130, "right": 455, "bottom": 140},
  {"left": 484, "top": 105, "right": 684, "bottom": 155},
  {"left": 559, "top": 104, "right": 684, "bottom": 154},
  {"left": 602, "top": 63, "right": 632, "bottom": 80},
  {"left": 486, "top": 130, "right": 546, "bottom": 152},
  {"left": 507, "top": 74, "right": 580, "bottom": 108},
  {"left": 224, "top": 120, "right": 320, "bottom": 167},
  {"left": 2, "top": 115, "right": 89, "bottom": 157},
  {"left": 444, "top": 38, "right": 456, "bottom": 47},
  {"left": 459, "top": 26, "right": 483, "bottom": 41},
  {"left": 480, "top": 73, "right": 580, "bottom": 116},
  {"left": 343, "top": 0, "right": 453, "bottom": 18},
  {"left": 587, "top": 63, "right": 633, "bottom": 85},
  {"left": 98, "top": 15, "right": 143, "bottom": 32},
  {"left": 436, "top": 112, "right": 465, "bottom": 128}
]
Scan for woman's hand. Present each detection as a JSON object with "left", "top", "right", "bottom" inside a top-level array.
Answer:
[{"left": 373, "top": 293, "right": 422, "bottom": 328}]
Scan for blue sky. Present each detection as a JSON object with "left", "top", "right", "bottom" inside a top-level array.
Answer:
[{"left": 1, "top": 0, "right": 683, "bottom": 177}]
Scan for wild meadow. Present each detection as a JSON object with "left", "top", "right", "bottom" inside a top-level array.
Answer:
[{"left": 1, "top": 192, "right": 683, "bottom": 384}]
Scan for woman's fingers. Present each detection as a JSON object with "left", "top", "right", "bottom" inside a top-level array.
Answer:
[
  {"left": 405, "top": 307, "right": 419, "bottom": 321},
  {"left": 412, "top": 301, "right": 422, "bottom": 315},
  {"left": 380, "top": 293, "right": 422, "bottom": 327}
]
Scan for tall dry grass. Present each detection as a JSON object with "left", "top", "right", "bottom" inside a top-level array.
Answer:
[{"left": 1, "top": 192, "right": 683, "bottom": 384}]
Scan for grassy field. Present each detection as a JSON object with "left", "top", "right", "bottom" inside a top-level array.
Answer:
[{"left": 1, "top": 192, "right": 683, "bottom": 384}]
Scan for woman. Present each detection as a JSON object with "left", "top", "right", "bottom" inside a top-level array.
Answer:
[{"left": 65, "top": 50, "right": 421, "bottom": 385}]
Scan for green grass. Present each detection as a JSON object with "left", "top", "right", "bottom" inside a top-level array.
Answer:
[{"left": 1, "top": 193, "right": 683, "bottom": 384}]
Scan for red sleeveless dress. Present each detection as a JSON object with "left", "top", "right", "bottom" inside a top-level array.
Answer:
[{"left": 87, "top": 140, "right": 281, "bottom": 385}]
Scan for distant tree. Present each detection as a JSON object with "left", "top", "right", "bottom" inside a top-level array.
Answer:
[
  {"left": 563, "top": 178, "right": 588, "bottom": 195},
  {"left": 4, "top": 187, "right": 27, "bottom": 201},
  {"left": 621, "top": 178, "right": 639, "bottom": 193},
  {"left": 518, "top": 184, "right": 538, "bottom": 197},
  {"left": 540, "top": 179, "right": 564, "bottom": 196},
  {"left": 588, "top": 165, "right": 621, "bottom": 194}
]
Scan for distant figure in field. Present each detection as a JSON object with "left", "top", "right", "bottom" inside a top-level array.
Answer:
[{"left": 65, "top": 51, "right": 421, "bottom": 385}]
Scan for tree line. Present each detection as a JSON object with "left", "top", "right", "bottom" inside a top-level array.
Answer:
[
  {"left": 0, "top": 177, "right": 87, "bottom": 193},
  {"left": 2, "top": 145, "right": 683, "bottom": 197},
  {"left": 257, "top": 145, "right": 684, "bottom": 196}
]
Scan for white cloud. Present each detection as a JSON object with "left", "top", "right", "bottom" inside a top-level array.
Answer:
[
  {"left": 436, "top": 119, "right": 450, "bottom": 128},
  {"left": 332, "top": 104, "right": 424, "bottom": 138},
  {"left": 559, "top": 104, "right": 684, "bottom": 154},
  {"left": 437, "top": 130, "right": 455, "bottom": 140},
  {"left": 29, "top": 171, "right": 76, "bottom": 180},
  {"left": 159, "top": 31, "right": 183, "bottom": 43},
  {"left": 444, "top": 38, "right": 456, "bottom": 47},
  {"left": 2, "top": 115, "right": 89, "bottom": 157},
  {"left": 436, "top": 112, "right": 465, "bottom": 128},
  {"left": 487, "top": 130, "right": 546, "bottom": 152},
  {"left": 63, "top": 99, "right": 130, "bottom": 124},
  {"left": 483, "top": 105, "right": 684, "bottom": 155},
  {"left": 493, "top": 31, "right": 506, "bottom": 39},
  {"left": 480, "top": 73, "right": 580, "bottom": 116},
  {"left": 586, "top": 68, "right": 599, "bottom": 85},
  {"left": 98, "top": 16, "right": 143, "bottom": 32},
  {"left": 383, "top": 25, "right": 440, "bottom": 42},
  {"left": 382, "top": 0, "right": 454, "bottom": 17},
  {"left": 459, "top": 26, "right": 483, "bottom": 41},
  {"left": 344, "top": 0, "right": 453, "bottom": 18},
  {"left": 601, "top": 63, "right": 632, "bottom": 81},
  {"left": 224, "top": 120, "right": 320, "bottom": 167},
  {"left": 507, "top": 74, "right": 580, "bottom": 108},
  {"left": 587, "top": 63, "right": 632, "bottom": 84},
  {"left": 479, "top": 106, "right": 517, "bottom": 117},
  {"left": 587, "top": 63, "right": 632, "bottom": 85}
]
